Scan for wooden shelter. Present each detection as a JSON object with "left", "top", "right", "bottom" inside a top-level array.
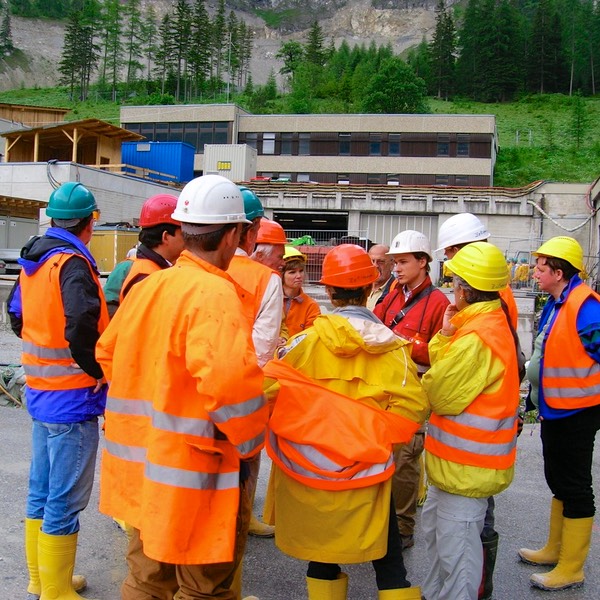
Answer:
[
  {"left": 3, "top": 119, "right": 144, "bottom": 166},
  {"left": 0, "top": 102, "right": 70, "bottom": 127}
]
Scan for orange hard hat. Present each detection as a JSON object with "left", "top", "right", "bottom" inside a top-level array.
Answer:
[
  {"left": 256, "top": 218, "right": 287, "bottom": 245},
  {"left": 139, "top": 194, "right": 180, "bottom": 228},
  {"left": 320, "top": 244, "right": 379, "bottom": 288}
]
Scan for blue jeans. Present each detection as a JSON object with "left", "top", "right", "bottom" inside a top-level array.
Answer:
[{"left": 26, "top": 418, "right": 99, "bottom": 535}]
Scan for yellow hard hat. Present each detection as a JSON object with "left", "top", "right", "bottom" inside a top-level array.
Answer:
[
  {"left": 533, "top": 236, "right": 583, "bottom": 272},
  {"left": 283, "top": 246, "right": 306, "bottom": 262},
  {"left": 446, "top": 242, "right": 509, "bottom": 291}
]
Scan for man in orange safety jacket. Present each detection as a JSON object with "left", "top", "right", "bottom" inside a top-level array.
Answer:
[{"left": 97, "top": 175, "right": 268, "bottom": 600}]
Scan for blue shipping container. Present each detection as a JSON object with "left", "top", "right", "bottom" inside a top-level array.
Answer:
[{"left": 121, "top": 141, "right": 195, "bottom": 184}]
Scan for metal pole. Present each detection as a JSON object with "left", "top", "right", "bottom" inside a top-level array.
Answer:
[{"left": 226, "top": 31, "right": 232, "bottom": 103}]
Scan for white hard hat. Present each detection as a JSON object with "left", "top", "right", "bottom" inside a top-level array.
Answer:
[
  {"left": 436, "top": 213, "right": 490, "bottom": 252},
  {"left": 388, "top": 230, "right": 432, "bottom": 261},
  {"left": 172, "top": 175, "right": 251, "bottom": 225}
]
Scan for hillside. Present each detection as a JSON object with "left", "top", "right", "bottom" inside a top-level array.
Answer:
[{"left": 0, "top": 1, "right": 448, "bottom": 92}]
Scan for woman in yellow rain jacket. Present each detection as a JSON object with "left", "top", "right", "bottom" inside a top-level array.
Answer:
[
  {"left": 265, "top": 244, "right": 428, "bottom": 600},
  {"left": 420, "top": 242, "right": 520, "bottom": 600}
]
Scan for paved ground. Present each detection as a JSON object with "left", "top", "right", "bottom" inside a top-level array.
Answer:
[{"left": 0, "top": 327, "right": 599, "bottom": 599}]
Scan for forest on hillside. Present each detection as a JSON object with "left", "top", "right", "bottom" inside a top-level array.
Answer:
[{"left": 1, "top": 0, "right": 599, "bottom": 112}]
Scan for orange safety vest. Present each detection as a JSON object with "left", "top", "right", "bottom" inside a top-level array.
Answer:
[
  {"left": 227, "top": 253, "right": 272, "bottom": 321},
  {"left": 98, "top": 250, "right": 267, "bottom": 565},
  {"left": 543, "top": 283, "right": 600, "bottom": 410},
  {"left": 119, "top": 257, "right": 163, "bottom": 302},
  {"left": 500, "top": 286, "right": 518, "bottom": 329},
  {"left": 425, "top": 309, "right": 519, "bottom": 471},
  {"left": 264, "top": 360, "right": 420, "bottom": 491},
  {"left": 20, "top": 253, "right": 108, "bottom": 390}
]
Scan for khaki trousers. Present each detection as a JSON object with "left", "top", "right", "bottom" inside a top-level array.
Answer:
[
  {"left": 121, "top": 482, "right": 251, "bottom": 600},
  {"left": 392, "top": 429, "right": 425, "bottom": 536}
]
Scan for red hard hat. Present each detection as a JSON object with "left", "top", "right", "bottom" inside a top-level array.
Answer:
[
  {"left": 256, "top": 219, "right": 287, "bottom": 245},
  {"left": 320, "top": 244, "right": 379, "bottom": 288},
  {"left": 138, "top": 194, "right": 180, "bottom": 228}
]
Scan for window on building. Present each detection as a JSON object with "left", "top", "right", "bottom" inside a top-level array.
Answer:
[
  {"left": 387, "top": 174, "right": 400, "bottom": 185},
  {"left": 169, "top": 122, "right": 184, "bottom": 143},
  {"left": 299, "top": 133, "right": 311, "bottom": 155},
  {"left": 389, "top": 133, "right": 401, "bottom": 156},
  {"left": 155, "top": 123, "right": 169, "bottom": 142},
  {"left": 281, "top": 133, "right": 293, "bottom": 155},
  {"left": 124, "top": 123, "right": 141, "bottom": 135},
  {"left": 368, "top": 173, "right": 383, "bottom": 184},
  {"left": 457, "top": 134, "right": 470, "bottom": 157},
  {"left": 262, "top": 132, "right": 276, "bottom": 155},
  {"left": 183, "top": 123, "right": 199, "bottom": 149},
  {"left": 455, "top": 175, "right": 469, "bottom": 186},
  {"left": 297, "top": 173, "right": 310, "bottom": 182},
  {"left": 437, "top": 135, "right": 450, "bottom": 156},
  {"left": 435, "top": 174, "right": 450, "bottom": 186},
  {"left": 369, "top": 133, "right": 382, "bottom": 156},
  {"left": 214, "top": 122, "right": 229, "bottom": 144},
  {"left": 338, "top": 173, "right": 350, "bottom": 184},
  {"left": 245, "top": 133, "right": 258, "bottom": 150},
  {"left": 339, "top": 133, "right": 351, "bottom": 155},
  {"left": 140, "top": 123, "right": 155, "bottom": 141},
  {"left": 199, "top": 122, "right": 214, "bottom": 152}
]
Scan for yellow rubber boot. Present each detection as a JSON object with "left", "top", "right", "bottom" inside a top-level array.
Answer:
[
  {"left": 378, "top": 587, "right": 422, "bottom": 599},
  {"left": 530, "top": 517, "right": 593, "bottom": 590},
  {"left": 518, "top": 497, "right": 563, "bottom": 566},
  {"left": 306, "top": 573, "right": 348, "bottom": 600},
  {"left": 25, "top": 519, "right": 87, "bottom": 598},
  {"left": 38, "top": 531, "right": 97, "bottom": 600}
]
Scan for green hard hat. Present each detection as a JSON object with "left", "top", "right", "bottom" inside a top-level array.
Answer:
[
  {"left": 238, "top": 186, "right": 264, "bottom": 221},
  {"left": 47, "top": 182, "right": 98, "bottom": 219}
]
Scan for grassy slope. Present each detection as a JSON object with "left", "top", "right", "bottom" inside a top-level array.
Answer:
[{"left": 1, "top": 87, "right": 599, "bottom": 186}]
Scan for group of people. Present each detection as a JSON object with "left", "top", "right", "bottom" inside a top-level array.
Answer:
[{"left": 8, "top": 176, "right": 599, "bottom": 600}]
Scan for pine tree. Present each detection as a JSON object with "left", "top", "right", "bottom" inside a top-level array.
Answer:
[
  {"left": 0, "top": 0, "right": 15, "bottom": 55},
  {"left": 140, "top": 7, "right": 158, "bottom": 84},
  {"left": 211, "top": 0, "right": 226, "bottom": 94},
  {"left": 276, "top": 41, "right": 304, "bottom": 82},
  {"left": 305, "top": 21, "right": 326, "bottom": 66},
  {"left": 569, "top": 92, "right": 589, "bottom": 150},
  {"left": 154, "top": 14, "right": 176, "bottom": 95},
  {"left": 429, "top": 0, "right": 456, "bottom": 100},
  {"left": 100, "top": 0, "right": 122, "bottom": 101},
  {"left": 455, "top": 0, "right": 486, "bottom": 98},
  {"left": 172, "top": 0, "right": 192, "bottom": 101},
  {"left": 188, "top": 0, "right": 211, "bottom": 98},
  {"left": 123, "top": 0, "right": 144, "bottom": 96}
]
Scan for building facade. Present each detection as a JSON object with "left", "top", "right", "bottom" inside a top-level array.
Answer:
[{"left": 120, "top": 104, "right": 497, "bottom": 187}]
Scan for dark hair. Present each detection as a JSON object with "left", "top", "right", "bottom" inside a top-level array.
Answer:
[
  {"left": 139, "top": 223, "right": 180, "bottom": 250},
  {"left": 543, "top": 256, "right": 579, "bottom": 281},
  {"left": 454, "top": 275, "right": 500, "bottom": 304},
  {"left": 328, "top": 285, "right": 371, "bottom": 307},
  {"left": 413, "top": 251, "right": 431, "bottom": 273},
  {"left": 239, "top": 218, "right": 260, "bottom": 246},
  {"left": 183, "top": 223, "right": 237, "bottom": 253},
  {"left": 51, "top": 214, "right": 93, "bottom": 236}
]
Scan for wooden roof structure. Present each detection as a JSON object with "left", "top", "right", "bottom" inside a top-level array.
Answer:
[{"left": 2, "top": 118, "right": 144, "bottom": 163}]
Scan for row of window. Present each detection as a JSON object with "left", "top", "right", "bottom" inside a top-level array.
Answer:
[
  {"left": 256, "top": 172, "right": 473, "bottom": 186},
  {"left": 123, "top": 122, "right": 474, "bottom": 158}
]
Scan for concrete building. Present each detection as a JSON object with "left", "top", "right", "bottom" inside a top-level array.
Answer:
[{"left": 120, "top": 104, "right": 497, "bottom": 186}]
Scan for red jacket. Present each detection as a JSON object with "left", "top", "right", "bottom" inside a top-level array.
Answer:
[{"left": 374, "top": 276, "right": 449, "bottom": 368}]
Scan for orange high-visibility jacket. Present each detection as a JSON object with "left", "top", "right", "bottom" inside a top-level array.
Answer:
[
  {"left": 284, "top": 291, "right": 321, "bottom": 337},
  {"left": 264, "top": 360, "right": 420, "bottom": 491},
  {"left": 228, "top": 253, "right": 273, "bottom": 320},
  {"left": 97, "top": 250, "right": 268, "bottom": 565},
  {"left": 20, "top": 253, "right": 108, "bottom": 391},
  {"left": 500, "top": 286, "right": 518, "bottom": 329},
  {"left": 118, "top": 257, "right": 162, "bottom": 303},
  {"left": 543, "top": 283, "right": 600, "bottom": 410},
  {"left": 425, "top": 309, "right": 520, "bottom": 473}
]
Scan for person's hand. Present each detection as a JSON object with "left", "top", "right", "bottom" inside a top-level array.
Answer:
[
  {"left": 93, "top": 379, "right": 104, "bottom": 394},
  {"left": 441, "top": 304, "right": 459, "bottom": 336}
]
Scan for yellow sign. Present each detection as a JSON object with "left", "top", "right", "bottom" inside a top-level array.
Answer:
[{"left": 217, "top": 161, "right": 232, "bottom": 170}]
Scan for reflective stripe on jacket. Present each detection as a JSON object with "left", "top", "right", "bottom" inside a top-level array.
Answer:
[
  {"left": 264, "top": 360, "right": 419, "bottom": 491},
  {"left": 20, "top": 252, "right": 108, "bottom": 391},
  {"left": 543, "top": 283, "right": 600, "bottom": 410},
  {"left": 425, "top": 308, "right": 519, "bottom": 474},
  {"left": 97, "top": 250, "right": 268, "bottom": 565}
]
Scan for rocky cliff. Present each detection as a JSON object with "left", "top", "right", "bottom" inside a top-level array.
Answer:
[{"left": 0, "top": 0, "right": 459, "bottom": 92}]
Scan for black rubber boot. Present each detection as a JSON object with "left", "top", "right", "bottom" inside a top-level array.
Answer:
[{"left": 479, "top": 531, "right": 499, "bottom": 600}]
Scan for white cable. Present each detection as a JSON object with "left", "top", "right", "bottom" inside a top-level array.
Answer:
[{"left": 526, "top": 200, "right": 598, "bottom": 233}]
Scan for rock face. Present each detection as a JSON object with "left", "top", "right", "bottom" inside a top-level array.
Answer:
[{"left": 0, "top": 1, "right": 459, "bottom": 92}]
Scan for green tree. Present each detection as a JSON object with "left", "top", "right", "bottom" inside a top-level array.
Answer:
[
  {"left": 276, "top": 40, "right": 304, "bottom": 83},
  {"left": 211, "top": 0, "right": 227, "bottom": 93},
  {"left": 123, "top": 0, "right": 144, "bottom": 96},
  {"left": 172, "top": 0, "right": 192, "bottom": 101},
  {"left": 0, "top": 0, "right": 15, "bottom": 55},
  {"left": 154, "top": 13, "right": 176, "bottom": 95},
  {"left": 361, "top": 57, "right": 429, "bottom": 114},
  {"left": 570, "top": 92, "right": 589, "bottom": 150},
  {"left": 140, "top": 7, "right": 158, "bottom": 83},
  {"left": 304, "top": 20, "right": 326, "bottom": 66},
  {"left": 188, "top": 0, "right": 211, "bottom": 98},
  {"left": 406, "top": 38, "right": 432, "bottom": 90},
  {"left": 99, "top": 0, "right": 122, "bottom": 101},
  {"left": 429, "top": 0, "right": 456, "bottom": 100}
]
